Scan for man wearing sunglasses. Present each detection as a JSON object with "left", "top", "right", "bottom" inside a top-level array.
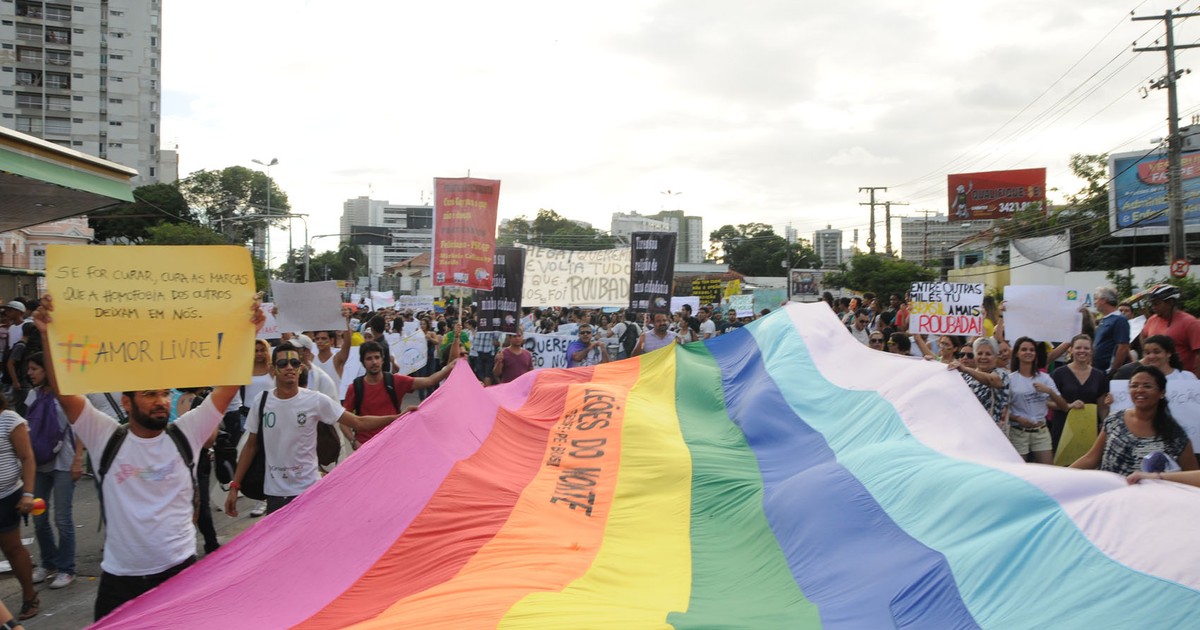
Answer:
[
  {"left": 848, "top": 309, "right": 873, "bottom": 345},
  {"left": 225, "top": 341, "right": 416, "bottom": 518},
  {"left": 566, "top": 324, "right": 610, "bottom": 368}
]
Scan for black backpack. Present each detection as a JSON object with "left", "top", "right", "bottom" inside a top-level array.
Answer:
[
  {"left": 619, "top": 322, "right": 640, "bottom": 357},
  {"left": 237, "top": 392, "right": 270, "bottom": 501},
  {"left": 213, "top": 386, "right": 246, "bottom": 487},
  {"left": 96, "top": 423, "right": 197, "bottom": 529},
  {"left": 351, "top": 375, "right": 400, "bottom": 415}
]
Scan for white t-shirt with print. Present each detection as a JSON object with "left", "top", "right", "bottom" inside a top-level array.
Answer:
[
  {"left": 245, "top": 388, "right": 343, "bottom": 498},
  {"left": 75, "top": 396, "right": 222, "bottom": 576}
]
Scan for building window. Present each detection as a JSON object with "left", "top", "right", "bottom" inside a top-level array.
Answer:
[
  {"left": 149, "top": 167, "right": 156, "bottom": 177},
  {"left": 15, "top": 116, "right": 40, "bottom": 134},
  {"left": 111, "top": 31, "right": 123, "bottom": 38},
  {"left": 15, "top": 92, "right": 41, "bottom": 109},
  {"left": 45, "top": 49, "right": 69, "bottom": 65},
  {"left": 16, "top": 24, "right": 41, "bottom": 43},
  {"left": 110, "top": 76, "right": 122, "bottom": 82},
  {"left": 71, "top": 72, "right": 81, "bottom": 78},
  {"left": 150, "top": 36, "right": 157, "bottom": 47},
  {"left": 44, "top": 4, "right": 71, "bottom": 22},
  {"left": 44, "top": 117, "right": 70, "bottom": 135},
  {"left": 149, "top": 123, "right": 155, "bottom": 133},
  {"left": 45, "top": 72, "right": 69, "bottom": 89},
  {"left": 108, "top": 121, "right": 122, "bottom": 126},
  {"left": 71, "top": 140, "right": 81, "bottom": 146},
  {"left": 72, "top": 95, "right": 82, "bottom": 101},
  {"left": 15, "top": 2, "right": 42, "bottom": 19},
  {"left": 110, "top": 54, "right": 122, "bottom": 60},
  {"left": 45, "top": 27, "right": 70, "bottom": 44},
  {"left": 109, "top": 142, "right": 122, "bottom": 148},
  {"left": 46, "top": 94, "right": 69, "bottom": 111},
  {"left": 16, "top": 46, "right": 41, "bottom": 63},
  {"left": 14, "top": 69, "right": 40, "bottom": 87},
  {"left": 108, "top": 98, "right": 122, "bottom": 103},
  {"left": 71, "top": 117, "right": 81, "bottom": 123}
]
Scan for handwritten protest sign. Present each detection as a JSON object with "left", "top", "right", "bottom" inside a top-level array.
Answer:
[
  {"left": 389, "top": 332, "right": 428, "bottom": 375},
  {"left": 729, "top": 294, "right": 753, "bottom": 318},
  {"left": 257, "top": 302, "right": 280, "bottom": 340},
  {"left": 46, "top": 245, "right": 255, "bottom": 394},
  {"left": 908, "top": 282, "right": 984, "bottom": 336},
  {"left": 1111, "top": 379, "right": 1200, "bottom": 447},
  {"left": 521, "top": 246, "right": 630, "bottom": 307},
  {"left": 1003, "top": 285, "right": 1084, "bottom": 343},
  {"left": 370, "top": 290, "right": 396, "bottom": 309},
  {"left": 395, "top": 295, "right": 435, "bottom": 313},
  {"left": 670, "top": 296, "right": 700, "bottom": 315},
  {"left": 523, "top": 333, "right": 574, "bottom": 369},
  {"left": 753, "top": 288, "right": 786, "bottom": 312},
  {"left": 270, "top": 280, "right": 344, "bottom": 333}
]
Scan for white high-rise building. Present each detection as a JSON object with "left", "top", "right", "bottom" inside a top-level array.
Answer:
[
  {"left": 900, "top": 214, "right": 992, "bottom": 265},
  {"left": 610, "top": 210, "right": 704, "bottom": 264},
  {"left": 340, "top": 196, "right": 433, "bottom": 277},
  {"left": 813, "top": 225, "right": 843, "bottom": 268},
  {"left": 1, "top": 0, "right": 163, "bottom": 183}
]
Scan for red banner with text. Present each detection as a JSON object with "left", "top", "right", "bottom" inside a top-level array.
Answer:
[{"left": 432, "top": 177, "right": 500, "bottom": 290}]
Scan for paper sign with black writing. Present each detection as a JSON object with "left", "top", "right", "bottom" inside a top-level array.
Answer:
[
  {"left": 1110, "top": 379, "right": 1200, "bottom": 448},
  {"left": 523, "top": 333, "right": 575, "bottom": 369},
  {"left": 257, "top": 302, "right": 280, "bottom": 340},
  {"left": 46, "top": 245, "right": 256, "bottom": 394},
  {"left": 270, "top": 280, "right": 344, "bottom": 333},
  {"left": 395, "top": 295, "right": 436, "bottom": 314},
  {"left": 521, "top": 246, "right": 631, "bottom": 307},
  {"left": 628, "top": 232, "right": 676, "bottom": 314},
  {"left": 908, "top": 282, "right": 984, "bottom": 336}
]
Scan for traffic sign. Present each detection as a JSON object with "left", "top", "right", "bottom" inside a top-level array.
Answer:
[{"left": 1171, "top": 258, "right": 1190, "bottom": 278}]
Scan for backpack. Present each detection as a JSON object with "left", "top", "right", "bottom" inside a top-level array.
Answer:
[
  {"left": 237, "top": 392, "right": 270, "bottom": 501},
  {"left": 26, "top": 390, "right": 67, "bottom": 465},
  {"left": 351, "top": 375, "right": 400, "bottom": 415},
  {"left": 96, "top": 423, "right": 197, "bottom": 529},
  {"left": 619, "top": 322, "right": 640, "bottom": 357},
  {"left": 214, "top": 386, "right": 247, "bottom": 487}
]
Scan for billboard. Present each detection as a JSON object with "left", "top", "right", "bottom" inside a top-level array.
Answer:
[
  {"left": 947, "top": 168, "right": 1046, "bottom": 221},
  {"left": 1108, "top": 149, "right": 1200, "bottom": 237},
  {"left": 789, "top": 269, "right": 823, "bottom": 302}
]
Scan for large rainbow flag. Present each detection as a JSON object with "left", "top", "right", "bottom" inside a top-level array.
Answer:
[{"left": 95, "top": 304, "right": 1200, "bottom": 628}]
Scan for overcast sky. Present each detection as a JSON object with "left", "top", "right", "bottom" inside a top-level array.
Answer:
[{"left": 161, "top": 0, "right": 1200, "bottom": 262}]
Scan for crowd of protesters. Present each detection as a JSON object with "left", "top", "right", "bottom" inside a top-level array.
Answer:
[
  {"left": 842, "top": 284, "right": 1200, "bottom": 484},
  {"left": 0, "top": 282, "right": 1197, "bottom": 623}
]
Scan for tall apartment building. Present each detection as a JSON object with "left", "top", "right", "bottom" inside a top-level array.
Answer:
[
  {"left": 813, "top": 225, "right": 843, "bottom": 268},
  {"left": 340, "top": 196, "right": 433, "bottom": 277},
  {"left": 610, "top": 210, "right": 704, "bottom": 264},
  {"left": 900, "top": 213, "right": 992, "bottom": 266},
  {"left": 0, "top": 0, "right": 162, "bottom": 183}
]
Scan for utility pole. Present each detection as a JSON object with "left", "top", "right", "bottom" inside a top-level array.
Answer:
[
  {"left": 859, "top": 187, "right": 887, "bottom": 254},
  {"left": 882, "top": 200, "right": 908, "bottom": 256},
  {"left": 1134, "top": 9, "right": 1200, "bottom": 262},
  {"left": 913, "top": 209, "right": 938, "bottom": 265}
]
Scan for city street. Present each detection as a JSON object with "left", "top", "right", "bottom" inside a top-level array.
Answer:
[{"left": 0, "top": 476, "right": 263, "bottom": 629}]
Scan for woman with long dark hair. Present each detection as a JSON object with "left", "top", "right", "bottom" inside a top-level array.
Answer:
[
  {"left": 1071, "top": 365, "right": 1197, "bottom": 475},
  {"left": 1007, "top": 337, "right": 1069, "bottom": 464}
]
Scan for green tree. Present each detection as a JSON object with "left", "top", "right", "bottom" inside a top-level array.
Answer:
[
  {"left": 823, "top": 253, "right": 937, "bottom": 298},
  {"left": 707, "top": 223, "right": 820, "bottom": 275},
  {"left": 88, "top": 183, "right": 196, "bottom": 243},
  {"left": 142, "top": 223, "right": 269, "bottom": 291},
  {"left": 309, "top": 243, "right": 364, "bottom": 283},
  {"left": 177, "top": 166, "right": 290, "bottom": 243},
  {"left": 497, "top": 209, "right": 616, "bottom": 250}
]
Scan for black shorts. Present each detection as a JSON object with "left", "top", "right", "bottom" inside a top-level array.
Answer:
[{"left": 0, "top": 487, "right": 23, "bottom": 533}]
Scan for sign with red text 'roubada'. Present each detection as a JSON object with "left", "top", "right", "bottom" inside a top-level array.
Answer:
[{"left": 432, "top": 177, "right": 500, "bottom": 291}]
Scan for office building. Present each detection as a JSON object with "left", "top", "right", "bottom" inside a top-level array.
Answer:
[
  {"left": 1, "top": 0, "right": 163, "bottom": 183},
  {"left": 610, "top": 210, "right": 704, "bottom": 264},
  {"left": 900, "top": 214, "right": 992, "bottom": 265},
  {"left": 813, "top": 225, "right": 843, "bottom": 268},
  {"left": 340, "top": 196, "right": 433, "bottom": 277}
]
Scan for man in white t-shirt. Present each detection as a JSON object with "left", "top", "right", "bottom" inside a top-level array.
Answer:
[
  {"left": 34, "top": 295, "right": 265, "bottom": 622},
  {"left": 224, "top": 343, "right": 403, "bottom": 516},
  {"left": 697, "top": 306, "right": 717, "bottom": 340}
]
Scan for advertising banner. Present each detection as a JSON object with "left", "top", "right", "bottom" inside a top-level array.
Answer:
[
  {"left": 908, "top": 282, "right": 984, "bottom": 336},
  {"left": 432, "top": 177, "right": 500, "bottom": 290},
  {"left": 947, "top": 168, "right": 1046, "bottom": 221},
  {"left": 628, "top": 232, "right": 677, "bottom": 314},
  {"left": 478, "top": 247, "right": 524, "bottom": 333},
  {"left": 789, "top": 269, "right": 823, "bottom": 301},
  {"left": 46, "top": 245, "right": 256, "bottom": 394},
  {"left": 520, "top": 245, "right": 630, "bottom": 307},
  {"left": 1108, "top": 150, "right": 1200, "bottom": 237}
]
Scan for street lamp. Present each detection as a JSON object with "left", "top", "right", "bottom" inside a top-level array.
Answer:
[{"left": 252, "top": 157, "right": 278, "bottom": 268}]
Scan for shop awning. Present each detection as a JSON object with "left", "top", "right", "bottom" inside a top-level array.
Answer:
[{"left": 0, "top": 126, "right": 137, "bottom": 233}]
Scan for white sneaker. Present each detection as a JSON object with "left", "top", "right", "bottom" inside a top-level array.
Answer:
[
  {"left": 249, "top": 501, "right": 267, "bottom": 518},
  {"left": 48, "top": 573, "right": 74, "bottom": 589},
  {"left": 31, "top": 567, "right": 53, "bottom": 584}
]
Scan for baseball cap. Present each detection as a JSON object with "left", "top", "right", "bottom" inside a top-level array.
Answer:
[
  {"left": 292, "top": 334, "right": 315, "bottom": 352},
  {"left": 4, "top": 300, "right": 24, "bottom": 312}
]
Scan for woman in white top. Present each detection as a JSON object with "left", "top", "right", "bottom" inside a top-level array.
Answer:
[{"left": 1008, "top": 337, "right": 1069, "bottom": 464}]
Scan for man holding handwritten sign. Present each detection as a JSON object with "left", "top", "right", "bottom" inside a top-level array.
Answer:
[
  {"left": 908, "top": 282, "right": 984, "bottom": 337},
  {"left": 34, "top": 249, "right": 264, "bottom": 621}
]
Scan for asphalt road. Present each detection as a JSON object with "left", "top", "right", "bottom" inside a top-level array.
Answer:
[{"left": 0, "top": 474, "right": 263, "bottom": 629}]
